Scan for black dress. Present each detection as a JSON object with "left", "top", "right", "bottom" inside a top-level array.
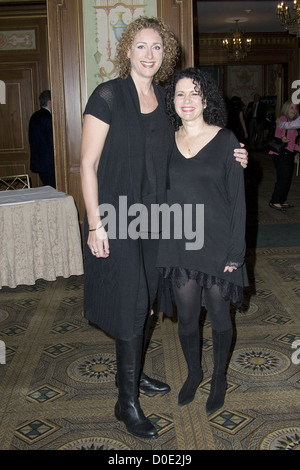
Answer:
[
  {"left": 156, "top": 128, "right": 248, "bottom": 308},
  {"left": 82, "top": 76, "right": 174, "bottom": 340}
]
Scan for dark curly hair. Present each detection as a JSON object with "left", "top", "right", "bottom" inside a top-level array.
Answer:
[
  {"left": 166, "top": 67, "right": 228, "bottom": 130},
  {"left": 115, "top": 16, "right": 179, "bottom": 84}
]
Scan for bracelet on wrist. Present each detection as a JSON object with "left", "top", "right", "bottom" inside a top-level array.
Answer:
[{"left": 89, "top": 223, "right": 103, "bottom": 232}]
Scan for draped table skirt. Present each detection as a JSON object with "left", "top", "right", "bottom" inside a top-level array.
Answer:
[{"left": 0, "top": 186, "right": 83, "bottom": 289}]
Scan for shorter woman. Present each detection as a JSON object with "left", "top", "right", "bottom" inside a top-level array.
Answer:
[
  {"left": 269, "top": 100, "right": 299, "bottom": 211},
  {"left": 157, "top": 68, "right": 248, "bottom": 416}
]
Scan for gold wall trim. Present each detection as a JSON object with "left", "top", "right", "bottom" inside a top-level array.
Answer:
[
  {"left": 51, "top": 0, "right": 68, "bottom": 193},
  {"left": 175, "top": 0, "right": 184, "bottom": 50}
]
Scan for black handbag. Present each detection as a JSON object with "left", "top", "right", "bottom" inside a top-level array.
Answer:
[{"left": 266, "top": 136, "right": 287, "bottom": 154}]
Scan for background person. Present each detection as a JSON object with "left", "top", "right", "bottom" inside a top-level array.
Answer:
[
  {"left": 227, "top": 96, "right": 248, "bottom": 144},
  {"left": 269, "top": 100, "right": 299, "bottom": 211},
  {"left": 29, "top": 90, "right": 55, "bottom": 188},
  {"left": 246, "top": 93, "right": 266, "bottom": 151}
]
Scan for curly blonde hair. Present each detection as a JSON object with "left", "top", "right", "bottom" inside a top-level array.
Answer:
[{"left": 115, "top": 16, "right": 179, "bottom": 84}]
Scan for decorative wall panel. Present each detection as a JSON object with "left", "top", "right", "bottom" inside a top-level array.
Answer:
[
  {"left": 83, "top": 0, "right": 157, "bottom": 97},
  {"left": 227, "top": 65, "right": 263, "bottom": 108},
  {"left": 0, "top": 30, "right": 36, "bottom": 50}
]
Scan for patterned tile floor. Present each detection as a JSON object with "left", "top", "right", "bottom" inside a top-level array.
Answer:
[{"left": 0, "top": 152, "right": 300, "bottom": 452}]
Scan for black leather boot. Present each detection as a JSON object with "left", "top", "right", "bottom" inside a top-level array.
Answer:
[
  {"left": 116, "top": 313, "right": 171, "bottom": 395},
  {"left": 206, "top": 328, "right": 233, "bottom": 416},
  {"left": 139, "top": 312, "right": 170, "bottom": 395},
  {"left": 115, "top": 372, "right": 171, "bottom": 395},
  {"left": 178, "top": 332, "right": 203, "bottom": 406},
  {"left": 114, "top": 335, "right": 158, "bottom": 439},
  {"left": 139, "top": 372, "right": 170, "bottom": 394}
]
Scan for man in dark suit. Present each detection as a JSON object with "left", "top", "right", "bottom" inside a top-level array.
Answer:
[
  {"left": 29, "top": 90, "right": 56, "bottom": 187},
  {"left": 246, "top": 93, "right": 266, "bottom": 151}
]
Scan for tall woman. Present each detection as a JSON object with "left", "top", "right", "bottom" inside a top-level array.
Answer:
[
  {"left": 157, "top": 68, "right": 248, "bottom": 416},
  {"left": 80, "top": 18, "right": 248, "bottom": 439}
]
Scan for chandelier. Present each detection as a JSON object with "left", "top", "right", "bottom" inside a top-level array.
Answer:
[
  {"left": 277, "top": 1, "right": 300, "bottom": 36},
  {"left": 222, "top": 19, "right": 252, "bottom": 61}
]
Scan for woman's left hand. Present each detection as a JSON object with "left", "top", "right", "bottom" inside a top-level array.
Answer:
[
  {"left": 234, "top": 144, "right": 248, "bottom": 168},
  {"left": 224, "top": 265, "right": 237, "bottom": 273}
]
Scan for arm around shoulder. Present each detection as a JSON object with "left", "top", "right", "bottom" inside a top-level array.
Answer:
[{"left": 279, "top": 115, "right": 300, "bottom": 130}]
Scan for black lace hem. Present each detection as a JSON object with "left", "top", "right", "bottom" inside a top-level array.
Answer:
[{"left": 159, "top": 266, "right": 244, "bottom": 307}]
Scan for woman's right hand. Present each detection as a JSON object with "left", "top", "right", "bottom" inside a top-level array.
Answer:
[
  {"left": 87, "top": 227, "right": 110, "bottom": 258},
  {"left": 81, "top": 115, "right": 111, "bottom": 259}
]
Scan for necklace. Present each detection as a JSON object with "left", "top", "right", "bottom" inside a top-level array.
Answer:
[
  {"left": 182, "top": 128, "right": 208, "bottom": 157},
  {"left": 180, "top": 127, "right": 198, "bottom": 156},
  {"left": 185, "top": 135, "right": 198, "bottom": 156}
]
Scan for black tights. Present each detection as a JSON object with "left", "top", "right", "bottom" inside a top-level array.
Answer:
[{"left": 172, "top": 279, "right": 232, "bottom": 336}]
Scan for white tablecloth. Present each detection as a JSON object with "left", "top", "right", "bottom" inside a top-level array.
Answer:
[{"left": 0, "top": 186, "right": 83, "bottom": 288}]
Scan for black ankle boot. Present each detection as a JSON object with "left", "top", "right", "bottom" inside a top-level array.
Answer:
[
  {"left": 139, "top": 372, "right": 171, "bottom": 395},
  {"left": 206, "top": 373, "right": 227, "bottom": 416},
  {"left": 206, "top": 329, "right": 232, "bottom": 416},
  {"left": 115, "top": 336, "right": 158, "bottom": 439},
  {"left": 139, "top": 312, "right": 170, "bottom": 395},
  {"left": 115, "top": 372, "right": 171, "bottom": 395},
  {"left": 178, "top": 333, "right": 203, "bottom": 406}
]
